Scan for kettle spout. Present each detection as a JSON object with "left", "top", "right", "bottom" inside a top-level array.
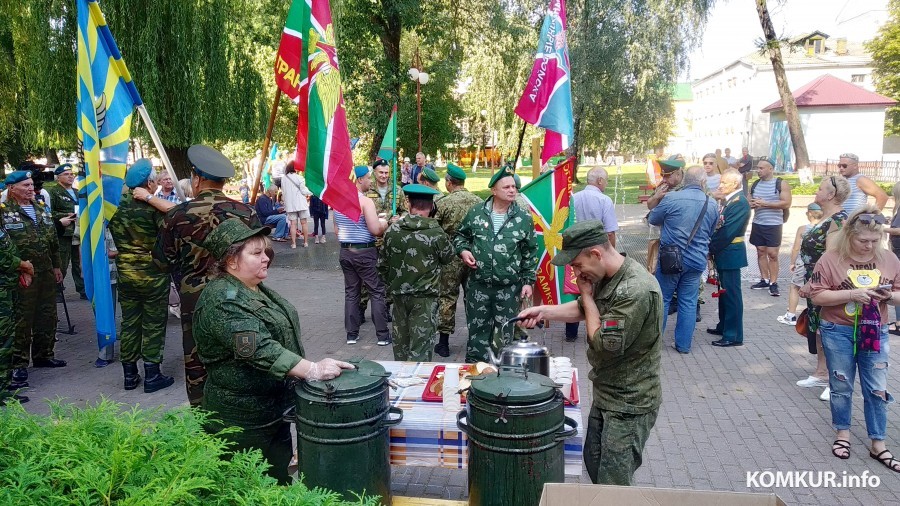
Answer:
[{"left": 487, "top": 348, "right": 500, "bottom": 367}]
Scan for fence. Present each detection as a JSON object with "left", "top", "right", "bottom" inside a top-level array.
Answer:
[{"left": 808, "top": 159, "right": 900, "bottom": 182}]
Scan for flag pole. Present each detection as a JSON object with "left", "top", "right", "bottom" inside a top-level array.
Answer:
[
  {"left": 512, "top": 120, "right": 527, "bottom": 171},
  {"left": 252, "top": 88, "right": 283, "bottom": 204},
  {"left": 391, "top": 107, "right": 398, "bottom": 216},
  {"left": 136, "top": 105, "right": 185, "bottom": 203}
]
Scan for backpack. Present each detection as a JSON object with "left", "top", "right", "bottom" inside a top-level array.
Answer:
[{"left": 751, "top": 176, "right": 789, "bottom": 222}]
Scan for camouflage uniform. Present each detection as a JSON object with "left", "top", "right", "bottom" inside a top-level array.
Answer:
[
  {"left": 378, "top": 214, "right": 455, "bottom": 361},
  {"left": 154, "top": 188, "right": 260, "bottom": 406},
  {"left": 454, "top": 198, "right": 537, "bottom": 363},
  {"left": 578, "top": 256, "right": 662, "bottom": 485},
  {"left": 46, "top": 182, "right": 83, "bottom": 294},
  {"left": 108, "top": 193, "right": 169, "bottom": 364},
  {"left": 193, "top": 274, "right": 305, "bottom": 485},
  {"left": 359, "top": 184, "right": 406, "bottom": 314},
  {"left": 1, "top": 199, "right": 60, "bottom": 368},
  {"left": 434, "top": 188, "right": 483, "bottom": 335},
  {"left": 0, "top": 226, "right": 21, "bottom": 398}
]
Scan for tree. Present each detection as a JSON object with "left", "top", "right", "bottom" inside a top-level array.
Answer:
[
  {"left": 755, "top": 0, "right": 809, "bottom": 170},
  {"left": 867, "top": 0, "right": 900, "bottom": 137}
]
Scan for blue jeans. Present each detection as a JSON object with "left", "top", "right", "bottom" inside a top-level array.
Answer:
[
  {"left": 655, "top": 268, "right": 702, "bottom": 352},
  {"left": 264, "top": 214, "right": 289, "bottom": 239},
  {"left": 820, "top": 320, "right": 894, "bottom": 440}
]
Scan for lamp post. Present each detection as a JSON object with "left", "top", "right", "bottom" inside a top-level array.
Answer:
[{"left": 408, "top": 48, "right": 429, "bottom": 153}]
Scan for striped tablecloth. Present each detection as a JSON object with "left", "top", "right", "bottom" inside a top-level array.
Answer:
[{"left": 379, "top": 361, "right": 585, "bottom": 476}]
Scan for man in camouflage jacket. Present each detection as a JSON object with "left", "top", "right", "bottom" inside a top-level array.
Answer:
[
  {"left": 0, "top": 212, "right": 33, "bottom": 404},
  {"left": 45, "top": 164, "right": 84, "bottom": 297},
  {"left": 360, "top": 159, "right": 406, "bottom": 319},
  {"left": 378, "top": 185, "right": 455, "bottom": 361}
]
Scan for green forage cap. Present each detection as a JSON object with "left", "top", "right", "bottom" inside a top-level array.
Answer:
[
  {"left": 488, "top": 166, "right": 516, "bottom": 188},
  {"left": 203, "top": 218, "right": 270, "bottom": 260},
  {"left": 402, "top": 183, "right": 441, "bottom": 199},
  {"left": 550, "top": 220, "right": 609, "bottom": 266},
  {"left": 422, "top": 168, "right": 440, "bottom": 183},
  {"left": 659, "top": 159, "right": 685, "bottom": 174},
  {"left": 188, "top": 145, "right": 235, "bottom": 181},
  {"left": 446, "top": 163, "right": 466, "bottom": 180}
]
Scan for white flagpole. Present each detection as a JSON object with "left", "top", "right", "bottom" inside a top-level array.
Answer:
[{"left": 136, "top": 105, "right": 185, "bottom": 202}]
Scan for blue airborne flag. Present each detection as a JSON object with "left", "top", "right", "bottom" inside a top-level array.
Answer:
[{"left": 77, "top": 0, "right": 143, "bottom": 351}]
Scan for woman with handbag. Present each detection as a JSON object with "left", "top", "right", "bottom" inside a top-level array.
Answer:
[{"left": 281, "top": 161, "right": 313, "bottom": 249}]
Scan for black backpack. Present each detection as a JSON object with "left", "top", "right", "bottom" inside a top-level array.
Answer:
[{"left": 750, "top": 177, "right": 789, "bottom": 222}]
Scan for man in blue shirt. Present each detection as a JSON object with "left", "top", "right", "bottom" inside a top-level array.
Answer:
[
  {"left": 647, "top": 165, "right": 719, "bottom": 353},
  {"left": 255, "top": 186, "right": 289, "bottom": 241}
]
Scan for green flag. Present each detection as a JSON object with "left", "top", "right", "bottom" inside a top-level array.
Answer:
[{"left": 377, "top": 104, "right": 398, "bottom": 162}]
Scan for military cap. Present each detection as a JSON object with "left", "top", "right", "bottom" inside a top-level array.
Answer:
[
  {"left": 125, "top": 159, "right": 154, "bottom": 189},
  {"left": 54, "top": 163, "right": 74, "bottom": 175},
  {"left": 203, "top": 218, "right": 271, "bottom": 260},
  {"left": 807, "top": 202, "right": 822, "bottom": 211},
  {"left": 488, "top": 166, "right": 516, "bottom": 188},
  {"left": 373, "top": 158, "right": 389, "bottom": 169},
  {"left": 446, "top": 163, "right": 466, "bottom": 181},
  {"left": 422, "top": 168, "right": 440, "bottom": 184},
  {"left": 659, "top": 159, "right": 685, "bottom": 174},
  {"left": 5, "top": 170, "right": 33, "bottom": 186},
  {"left": 187, "top": 145, "right": 235, "bottom": 181},
  {"left": 354, "top": 165, "right": 370, "bottom": 179},
  {"left": 513, "top": 173, "right": 522, "bottom": 189},
  {"left": 550, "top": 220, "right": 609, "bottom": 266},
  {"left": 402, "top": 183, "right": 441, "bottom": 200}
]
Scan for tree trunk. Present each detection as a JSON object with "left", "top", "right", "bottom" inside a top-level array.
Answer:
[
  {"left": 569, "top": 103, "right": 584, "bottom": 184},
  {"left": 368, "top": 9, "right": 402, "bottom": 162},
  {"left": 756, "top": 0, "right": 810, "bottom": 171},
  {"left": 163, "top": 145, "right": 191, "bottom": 180},
  {"left": 44, "top": 149, "right": 59, "bottom": 165}
]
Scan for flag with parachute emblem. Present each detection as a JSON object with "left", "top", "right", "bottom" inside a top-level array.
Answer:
[
  {"left": 76, "top": 0, "right": 142, "bottom": 351},
  {"left": 514, "top": 0, "right": 574, "bottom": 166},
  {"left": 274, "top": 0, "right": 304, "bottom": 101},
  {"left": 519, "top": 157, "right": 577, "bottom": 305}
]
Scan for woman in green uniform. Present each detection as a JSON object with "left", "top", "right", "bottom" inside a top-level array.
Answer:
[{"left": 192, "top": 218, "right": 354, "bottom": 484}]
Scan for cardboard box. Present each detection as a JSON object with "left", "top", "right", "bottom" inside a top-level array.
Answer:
[{"left": 539, "top": 484, "right": 786, "bottom": 506}]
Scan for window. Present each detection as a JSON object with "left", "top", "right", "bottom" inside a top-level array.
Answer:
[
  {"left": 806, "top": 37, "right": 825, "bottom": 55},
  {"left": 851, "top": 74, "right": 866, "bottom": 83}
]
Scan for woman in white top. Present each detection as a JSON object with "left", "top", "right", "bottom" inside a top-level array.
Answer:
[
  {"left": 281, "top": 161, "right": 313, "bottom": 248},
  {"left": 702, "top": 153, "right": 721, "bottom": 193}
]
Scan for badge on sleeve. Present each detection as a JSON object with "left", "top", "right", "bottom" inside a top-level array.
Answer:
[
  {"left": 234, "top": 331, "right": 257, "bottom": 358},
  {"left": 601, "top": 318, "right": 625, "bottom": 352}
]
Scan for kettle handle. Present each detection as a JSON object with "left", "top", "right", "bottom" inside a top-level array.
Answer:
[
  {"left": 381, "top": 406, "right": 404, "bottom": 427},
  {"left": 456, "top": 410, "right": 470, "bottom": 435},
  {"left": 555, "top": 416, "right": 579, "bottom": 441}
]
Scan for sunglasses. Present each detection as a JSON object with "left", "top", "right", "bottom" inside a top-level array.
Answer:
[
  {"left": 838, "top": 164, "right": 849, "bottom": 168},
  {"left": 854, "top": 213, "right": 887, "bottom": 225}
]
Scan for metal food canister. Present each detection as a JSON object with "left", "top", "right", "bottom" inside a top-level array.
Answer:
[
  {"left": 293, "top": 359, "right": 402, "bottom": 505},
  {"left": 457, "top": 367, "right": 577, "bottom": 506}
]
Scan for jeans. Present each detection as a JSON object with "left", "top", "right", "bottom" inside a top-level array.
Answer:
[
  {"left": 263, "top": 214, "right": 289, "bottom": 239},
  {"left": 820, "top": 320, "right": 894, "bottom": 440},
  {"left": 655, "top": 268, "right": 702, "bottom": 352}
]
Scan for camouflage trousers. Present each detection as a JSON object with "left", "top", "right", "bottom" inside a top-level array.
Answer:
[
  {"left": 463, "top": 280, "right": 521, "bottom": 363},
  {"left": 0, "top": 288, "right": 17, "bottom": 395},
  {"left": 205, "top": 417, "right": 293, "bottom": 486},
  {"left": 583, "top": 403, "right": 659, "bottom": 485},
  {"left": 58, "top": 236, "right": 84, "bottom": 294},
  {"left": 391, "top": 295, "right": 438, "bottom": 362},
  {"left": 13, "top": 269, "right": 58, "bottom": 368},
  {"left": 118, "top": 278, "right": 169, "bottom": 364},
  {"left": 438, "top": 257, "right": 469, "bottom": 335},
  {"left": 179, "top": 290, "right": 207, "bottom": 407}
]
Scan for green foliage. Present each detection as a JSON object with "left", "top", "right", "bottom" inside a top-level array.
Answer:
[
  {"left": 867, "top": 0, "right": 900, "bottom": 136},
  {"left": 0, "top": 399, "right": 379, "bottom": 506}
]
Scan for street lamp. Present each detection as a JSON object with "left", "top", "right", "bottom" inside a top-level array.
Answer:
[{"left": 408, "top": 48, "right": 429, "bottom": 153}]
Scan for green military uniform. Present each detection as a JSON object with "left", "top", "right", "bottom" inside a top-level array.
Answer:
[
  {"left": 108, "top": 193, "right": 169, "bottom": 364},
  {"left": 193, "top": 273, "right": 305, "bottom": 485},
  {"left": 1, "top": 198, "right": 61, "bottom": 369},
  {"left": 45, "top": 180, "right": 84, "bottom": 295},
  {"left": 378, "top": 193, "right": 455, "bottom": 361},
  {"left": 0, "top": 225, "right": 22, "bottom": 400},
  {"left": 454, "top": 192, "right": 537, "bottom": 363},
  {"left": 434, "top": 186, "right": 483, "bottom": 335}
]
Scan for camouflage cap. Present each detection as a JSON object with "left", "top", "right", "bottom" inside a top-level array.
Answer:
[
  {"left": 550, "top": 220, "right": 609, "bottom": 266},
  {"left": 488, "top": 166, "right": 516, "bottom": 188},
  {"left": 422, "top": 168, "right": 440, "bottom": 183},
  {"left": 188, "top": 145, "right": 235, "bottom": 181},
  {"left": 203, "top": 218, "right": 271, "bottom": 260},
  {"left": 4, "top": 170, "right": 32, "bottom": 186},
  {"left": 659, "top": 159, "right": 685, "bottom": 174},
  {"left": 446, "top": 163, "right": 466, "bottom": 180},
  {"left": 125, "top": 159, "right": 154, "bottom": 189}
]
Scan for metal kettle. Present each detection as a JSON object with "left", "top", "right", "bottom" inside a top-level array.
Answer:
[{"left": 488, "top": 317, "right": 551, "bottom": 377}]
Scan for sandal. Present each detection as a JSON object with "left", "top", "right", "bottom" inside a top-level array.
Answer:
[
  {"left": 870, "top": 449, "right": 900, "bottom": 473},
  {"left": 831, "top": 439, "right": 851, "bottom": 459}
]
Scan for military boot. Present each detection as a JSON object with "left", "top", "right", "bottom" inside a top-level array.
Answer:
[
  {"left": 434, "top": 333, "right": 450, "bottom": 358},
  {"left": 143, "top": 363, "right": 175, "bottom": 393},
  {"left": 122, "top": 362, "right": 141, "bottom": 390}
]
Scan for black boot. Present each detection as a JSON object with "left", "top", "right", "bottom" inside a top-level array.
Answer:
[
  {"left": 143, "top": 363, "right": 175, "bottom": 393},
  {"left": 434, "top": 333, "right": 450, "bottom": 358},
  {"left": 123, "top": 362, "right": 141, "bottom": 390}
]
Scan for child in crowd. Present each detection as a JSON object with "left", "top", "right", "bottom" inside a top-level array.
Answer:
[
  {"left": 777, "top": 202, "right": 824, "bottom": 325},
  {"left": 309, "top": 195, "right": 329, "bottom": 244}
]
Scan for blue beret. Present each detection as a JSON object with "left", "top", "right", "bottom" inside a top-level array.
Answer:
[
  {"left": 54, "top": 163, "right": 74, "bottom": 175},
  {"left": 0, "top": 182, "right": 5, "bottom": 191},
  {"left": 354, "top": 165, "right": 370, "bottom": 179},
  {"left": 4, "top": 170, "right": 33, "bottom": 186},
  {"left": 125, "top": 159, "right": 154, "bottom": 189}
]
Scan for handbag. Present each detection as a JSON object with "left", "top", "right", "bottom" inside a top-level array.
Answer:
[
  {"left": 795, "top": 308, "right": 809, "bottom": 337},
  {"left": 659, "top": 196, "right": 710, "bottom": 275}
]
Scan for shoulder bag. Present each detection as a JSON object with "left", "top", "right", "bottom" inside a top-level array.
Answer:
[{"left": 659, "top": 196, "right": 710, "bottom": 275}]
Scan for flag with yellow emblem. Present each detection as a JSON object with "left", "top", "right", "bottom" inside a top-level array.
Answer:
[
  {"left": 519, "top": 157, "right": 577, "bottom": 305},
  {"left": 76, "top": 0, "right": 142, "bottom": 350}
]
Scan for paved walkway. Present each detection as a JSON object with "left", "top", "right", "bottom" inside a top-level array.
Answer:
[{"left": 17, "top": 205, "right": 900, "bottom": 504}]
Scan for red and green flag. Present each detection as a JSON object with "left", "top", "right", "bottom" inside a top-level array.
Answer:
[
  {"left": 519, "top": 157, "right": 577, "bottom": 305},
  {"left": 274, "top": 1, "right": 304, "bottom": 102}
]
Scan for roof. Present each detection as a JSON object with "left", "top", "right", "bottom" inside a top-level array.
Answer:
[
  {"left": 790, "top": 31, "right": 830, "bottom": 44},
  {"left": 762, "top": 74, "right": 897, "bottom": 112},
  {"left": 672, "top": 83, "right": 693, "bottom": 101}
]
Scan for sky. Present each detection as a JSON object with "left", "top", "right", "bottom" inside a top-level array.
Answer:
[{"left": 685, "top": 0, "right": 890, "bottom": 81}]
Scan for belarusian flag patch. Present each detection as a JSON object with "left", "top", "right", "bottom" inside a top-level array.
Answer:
[{"left": 601, "top": 318, "right": 624, "bottom": 332}]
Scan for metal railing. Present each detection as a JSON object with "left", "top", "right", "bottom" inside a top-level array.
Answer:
[{"left": 808, "top": 159, "right": 900, "bottom": 182}]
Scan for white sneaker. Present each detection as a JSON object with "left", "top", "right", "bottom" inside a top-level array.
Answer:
[
  {"left": 820, "top": 387, "right": 831, "bottom": 401},
  {"left": 777, "top": 312, "right": 797, "bottom": 325},
  {"left": 796, "top": 376, "right": 828, "bottom": 388}
]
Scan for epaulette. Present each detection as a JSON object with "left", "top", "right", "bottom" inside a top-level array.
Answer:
[{"left": 225, "top": 289, "right": 237, "bottom": 300}]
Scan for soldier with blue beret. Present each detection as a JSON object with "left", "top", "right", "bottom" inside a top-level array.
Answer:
[{"left": 45, "top": 163, "right": 84, "bottom": 298}]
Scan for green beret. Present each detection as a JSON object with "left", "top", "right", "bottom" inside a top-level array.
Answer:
[
  {"left": 203, "top": 218, "right": 271, "bottom": 260},
  {"left": 513, "top": 174, "right": 522, "bottom": 189},
  {"left": 422, "top": 168, "right": 440, "bottom": 183},
  {"left": 188, "top": 145, "right": 235, "bottom": 181},
  {"left": 354, "top": 165, "right": 370, "bottom": 179},
  {"left": 402, "top": 183, "right": 441, "bottom": 200},
  {"left": 125, "top": 159, "right": 154, "bottom": 189},
  {"left": 488, "top": 166, "right": 516, "bottom": 188},
  {"left": 550, "top": 220, "right": 609, "bottom": 266},
  {"left": 4, "top": 170, "right": 33, "bottom": 186},
  {"left": 446, "top": 163, "right": 466, "bottom": 181},
  {"left": 659, "top": 159, "right": 685, "bottom": 174},
  {"left": 54, "top": 163, "right": 74, "bottom": 176}
]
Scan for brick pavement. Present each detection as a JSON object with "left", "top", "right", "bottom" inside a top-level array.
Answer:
[{"left": 16, "top": 207, "right": 900, "bottom": 503}]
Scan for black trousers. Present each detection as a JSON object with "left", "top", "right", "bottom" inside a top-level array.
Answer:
[{"left": 339, "top": 247, "right": 389, "bottom": 339}]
